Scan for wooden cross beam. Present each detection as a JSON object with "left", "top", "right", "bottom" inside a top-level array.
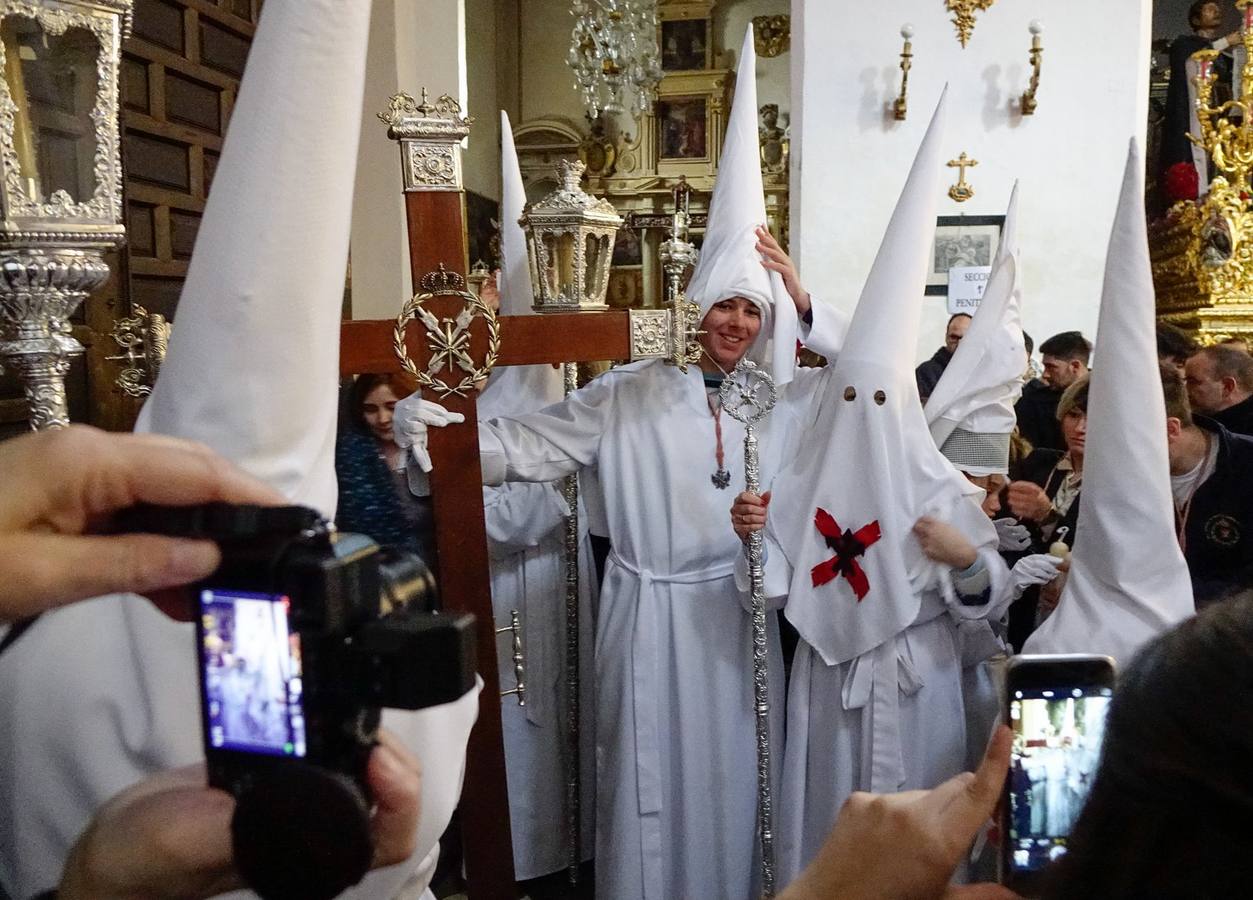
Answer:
[{"left": 340, "top": 91, "right": 693, "bottom": 900}]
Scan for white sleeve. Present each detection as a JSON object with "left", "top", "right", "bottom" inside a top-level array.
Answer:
[
  {"left": 943, "top": 546, "right": 1012, "bottom": 621},
  {"left": 483, "top": 482, "right": 570, "bottom": 556},
  {"left": 799, "top": 298, "right": 851, "bottom": 361},
  {"left": 478, "top": 377, "right": 613, "bottom": 486}
]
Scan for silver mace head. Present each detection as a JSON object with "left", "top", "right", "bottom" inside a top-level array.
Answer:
[{"left": 719, "top": 358, "right": 778, "bottom": 427}]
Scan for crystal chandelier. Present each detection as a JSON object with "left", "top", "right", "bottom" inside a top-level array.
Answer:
[{"left": 567, "top": 0, "right": 663, "bottom": 119}]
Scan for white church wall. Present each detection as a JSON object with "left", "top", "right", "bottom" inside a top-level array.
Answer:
[{"left": 792, "top": 0, "right": 1152, "bottom": 365}]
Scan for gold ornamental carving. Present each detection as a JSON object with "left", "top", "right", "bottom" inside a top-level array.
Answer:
[
  {"left": 1150, "top": 22, "right": 1253, "bottom": 344},
  {"left": 393, "top": 266, "right": 501, "bottom": 398},
  {"left": 946, "top": 0, "right": 996, "bottom": 48},
  {"left": 107, "top": 304, "right": 170, "bottom": 398},
  {"left": 751, "top": 15, "right": 790, "bottom": 58}
]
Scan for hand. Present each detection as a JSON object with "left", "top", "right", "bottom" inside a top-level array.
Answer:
[
  {"left": 1008, "top": 553, "right": 1064, "bottom": 601},
  {"left": 1006, "top": 481, "right": 1052, "bottom": 523},
  {"left": 731, "top": 490, "right": 770, "bottom": 540},
  {"left": 0, "top": 426, "right": 284, "bottom": 622},
  {"left": 392, "top": 394, "right": 465, "bottom": 473},
  {"left": 1037, "top": 560, "right": 1069, "bottom": 619},
  {"left": 778, "top": 727, "right": 1016, "bottom": 900},
  {"left": 913, "top": 516, "right": 978, "bottom": 569},
  {"left": 1226, "top": 31, "right": 1241, "bottom": 46},
  {"left": 992, "top": 517, "right": 1031, "bottom": 552},
  {"left": 57, "top": 731, "right": 422, "bottom": 900},
  {"left": 756, "top": 226, "right": 811, "bottom": 316},
  {"left": 479, "top": 269, "right": 501, "bottom": 312}
]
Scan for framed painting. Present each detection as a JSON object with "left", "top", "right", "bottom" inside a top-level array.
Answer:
[
  {"left": 656, "top": 96, "right": 709, "bottom": 161},
  {"left": 926, "top": 215, "right": 1005, "bottom": 296},
  {"left": 661, "top": 17, "right": 711, "bottom": 71}
]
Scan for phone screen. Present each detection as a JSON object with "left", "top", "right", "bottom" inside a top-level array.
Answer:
[
  {"left": 1007, "top": 684, "right": 1111, "bottom": 873},
  {"left": 199, "top": 588, "right": 307, "bottom": 758}
]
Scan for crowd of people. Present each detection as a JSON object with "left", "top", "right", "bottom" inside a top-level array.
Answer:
[{"left": 0, "top": 6, "right": 1250, "bottom": 900}]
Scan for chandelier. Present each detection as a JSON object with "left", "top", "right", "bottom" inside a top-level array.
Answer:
[{"left": 567, "top": 0, "right": 663, "bottom": 119}]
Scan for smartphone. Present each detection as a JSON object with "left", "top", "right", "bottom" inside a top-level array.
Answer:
[
  {"left": 198, "top": 588, "right": 309, "bottom": 785},
  {"left": 1001, "top": 654, "right": 1116, "bottom": 893}
]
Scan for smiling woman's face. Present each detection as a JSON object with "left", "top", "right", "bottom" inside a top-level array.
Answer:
[{"left": 699, "top": 297, "right": 762, "bottom": 370}]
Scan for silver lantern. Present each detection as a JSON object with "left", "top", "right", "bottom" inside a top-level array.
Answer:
[
  {"left": 0, "top": 0, "right": 131, "bottom": 429},
  {"left": 520, "top": 158, "right": 621, "bottom": 313}
]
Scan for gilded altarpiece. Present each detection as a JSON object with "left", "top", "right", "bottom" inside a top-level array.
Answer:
[{"left": 1151, "top": 36, "right": 1253, "bottom": 344}]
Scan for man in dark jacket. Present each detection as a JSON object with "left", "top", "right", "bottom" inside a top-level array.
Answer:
[
  {"left": 915, "top": 313, "right": 970, "bottom": 402},
  {"left": 1163, "top": 367, "right": 1253, "bottom": 607},
  {"left": 1014, "top": 330, "right": 1091, "bottom": 453},
  {"left": 1184, "top": 344, "right": 1253, "bottom": 436}
]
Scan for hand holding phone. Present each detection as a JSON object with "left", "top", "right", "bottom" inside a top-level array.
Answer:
[{"left": 1002, "top": 654, "right": 1116, "bottom": 893}]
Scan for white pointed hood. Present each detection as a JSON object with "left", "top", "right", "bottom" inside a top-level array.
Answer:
[
  {"left": 478, "top": 110, "right": 564, "bottom": 421},
  {"left": 768, "top": 90, "right": 995, "bottom": 667},
  {"left": 134, "top": 3, "right": 360, "bottom": 518},
  {"left": 924, "top": 184, "right": 1026, "bottom": 476},
  {"left": 1026, "top": 143, "right": 1194, "bottom": 663},
  {"left": 684, "top": 25, "right": 798, "bottom": 383}
]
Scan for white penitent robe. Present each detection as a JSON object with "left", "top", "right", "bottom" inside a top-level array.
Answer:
[
  {"left": 483, "top": 481, "right": 597, "bottom": 879},
  {"left": 475, "top": 304, "right": 841, "bottom": 900},
  {"left": 755, "top": 526, "right": 1007, "bottom": 883}
]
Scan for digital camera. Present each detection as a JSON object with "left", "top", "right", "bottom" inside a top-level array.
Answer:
[{"left": 119, "top": 502, "right": 475, "bottom": 798}]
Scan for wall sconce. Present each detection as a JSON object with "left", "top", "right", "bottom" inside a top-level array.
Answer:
[
  {"left": 1020, "top": 20, "right": 1044, "bottom": 115},
  {"left": 894, "top": 23, "right": 914, "bottom": 121},
  {"left": 0, "top": 0, "right": 132, "bottom": 429}
]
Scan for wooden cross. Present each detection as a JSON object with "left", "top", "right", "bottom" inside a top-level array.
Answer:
[
  {"left": 339, "top": 91, "right": 697, "bottom": 900},
  {"left": 946, "top": 151, "right": 978, "bottom": 203}
]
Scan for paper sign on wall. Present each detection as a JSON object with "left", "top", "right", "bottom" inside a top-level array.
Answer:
[{"left": 947, "top": 265, "right": 991, "bottom": 315}]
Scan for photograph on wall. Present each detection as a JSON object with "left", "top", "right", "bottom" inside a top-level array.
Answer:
[
  {"left": 661, "top": 18, "right": 710, "bottom": 71},
  {"left": 657, "top": 97, "right": 709, "bottom": 160},
  {"left": 926, "top": 215, "right": 1004, "bottom": 296}
]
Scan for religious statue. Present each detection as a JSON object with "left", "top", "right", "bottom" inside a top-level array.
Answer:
[{"left": 759, "top": 104, "right": 788, "bottom": 175}]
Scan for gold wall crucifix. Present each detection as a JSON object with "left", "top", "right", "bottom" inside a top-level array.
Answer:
[{"left": 947, "top": 152, "right": 978, "bottom": 202}]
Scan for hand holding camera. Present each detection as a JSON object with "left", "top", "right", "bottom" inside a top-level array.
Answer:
[{"left": 0, "top": 428, "right": 465, "bottom": 900}]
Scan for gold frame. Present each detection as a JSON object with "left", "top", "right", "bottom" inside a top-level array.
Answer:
[{"left": 648, "top": 69, "right": 731, "bottom": 179}]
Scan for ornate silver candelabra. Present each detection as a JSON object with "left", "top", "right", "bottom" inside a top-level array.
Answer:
[{"left": 0, "top": 1, "right": 132, "bottom": 429}]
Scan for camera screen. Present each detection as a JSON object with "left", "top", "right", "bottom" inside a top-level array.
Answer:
[
  {"left": 1007, "top": 687, "right": 1111, "bottom": 873},
  {"left": 200, "top": 589, "right": 307, "bottom": 758}
]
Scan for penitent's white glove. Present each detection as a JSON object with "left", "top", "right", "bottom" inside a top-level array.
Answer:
[
  {"left": 993, "top": 517, "right": 1032, "bottom": 552},
  {"left": 392, "top": 394, "right": 465, "bottom": 473},
  {"left": 1008, "top": 553, "right": 1064, "bottom": 601}
]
